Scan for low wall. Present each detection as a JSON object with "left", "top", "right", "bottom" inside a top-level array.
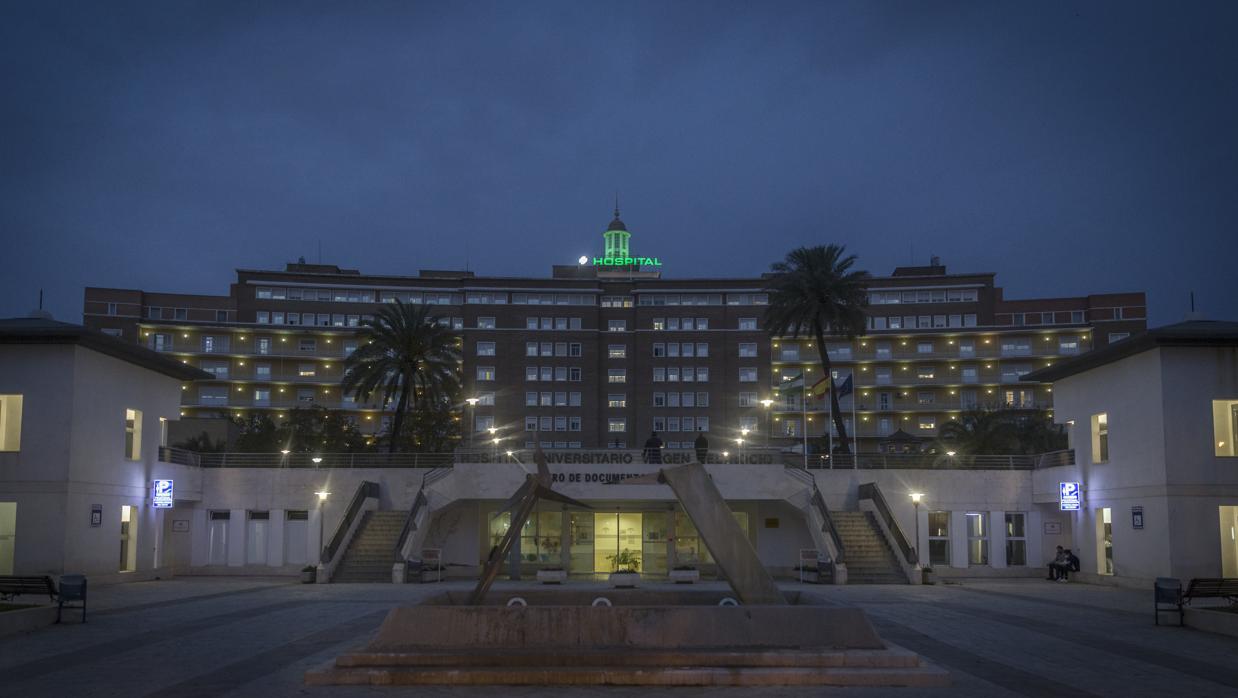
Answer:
[{"left": 0, "top": 605, "right": 60, "bottom": 638}]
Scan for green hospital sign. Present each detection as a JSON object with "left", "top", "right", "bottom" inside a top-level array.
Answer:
[{"left": 583, "top": 256, "right": 663, "bottom": 267}]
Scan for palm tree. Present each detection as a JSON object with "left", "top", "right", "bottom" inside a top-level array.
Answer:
[
  {"left": 764, "top": 245, "right": 870, "bottom": 454},
  {"left": 342, "top": 301, "right": 462, "bottom": 453}
]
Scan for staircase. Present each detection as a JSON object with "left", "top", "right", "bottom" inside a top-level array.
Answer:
[
  {"left": 332, "top": 511, "right": 405, "bottom": 583},
  {"left": 830, "top": 511, "right": 906, "bottom": 584}
]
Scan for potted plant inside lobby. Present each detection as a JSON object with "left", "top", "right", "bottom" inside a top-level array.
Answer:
[
  {"left": 607, "top": 549, "right": 641, "bottom": 588},
  {"left": 300, "top": 565, "right": 317, "bottom": 584},
  {"left": 669, "top": 564, "right": 700, "bottom": 584},
  {"left": 536, "top": 566, "right": 568, "bottom": 584}
]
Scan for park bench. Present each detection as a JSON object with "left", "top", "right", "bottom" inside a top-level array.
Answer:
[
  {"left": 0, "top": 575, "right": 57, "bottom": 602},
  {"left": 1154, "top": 577, "right": 1238, "bottom": 626},
  {"left": 0, "top": 574, "right": 87, "bottom": 623}
]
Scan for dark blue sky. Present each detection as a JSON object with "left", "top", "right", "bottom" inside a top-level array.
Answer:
[{"left": 3, "top": 1, "right": 1235, "bottom": 325}]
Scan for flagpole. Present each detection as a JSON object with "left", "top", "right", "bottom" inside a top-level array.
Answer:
[
  {"left": 851, "top": 371, "right": 858, "bottom": 467},
  {"left": 827, "top": 375, "right": 833, "bottom": 466},
  {"left": 802, "top": 378, "right": 808, "bottom": 470}
]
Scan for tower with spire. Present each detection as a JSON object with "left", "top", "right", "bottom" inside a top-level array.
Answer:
[{"left": 602, "top": 198, "right": 631, "bottom": 261}]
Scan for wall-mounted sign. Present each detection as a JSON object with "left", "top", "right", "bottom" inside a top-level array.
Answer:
[
  {"left": 172, "top": 519, "right": 190, "bottom": 533},
  {"left": 152, "top": 479, "right": 174, "bottom": 508},
  {"left": 1132, "top": 506, "right": 1144, "bottom": 530},
  {"left": 90, "top": 504, "right": 102, "bottom": 527},
  {"left": 1043, "top": 521, "right": 1062, "bottom": 535},
  {"left": 1059, "top": 482, "right": 1081, "bottom": 511},
  {"left": 588, "top": 256, "right": 663, "bottom": 267}
]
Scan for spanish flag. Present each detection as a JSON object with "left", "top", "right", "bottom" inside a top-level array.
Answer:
[{"left": 809, "top": 375, "right": 830, "bottom": 399}]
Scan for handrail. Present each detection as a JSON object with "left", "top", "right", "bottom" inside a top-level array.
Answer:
[
  {"left": 321, "top": 481, "right": 380, "bottom": 563},
  {"left": 857, "top": 482, "right": 917, "bottom": 565},
  {"left": 797, "top": 450, "right": 1075, "bottom": 470},
  {"left": 809, "top": 488, "right": 846, "bottom": 564},
  {"left": 158, "top": 447, "right": 455, "bottom": 469},
  {"left": 393, "top": 467, "right": 453, "bottom": 559}
]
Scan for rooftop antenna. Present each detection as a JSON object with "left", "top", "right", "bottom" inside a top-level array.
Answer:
[
  {"left": 614, "top": 192, "right": 620, "bottom": 219},
  {"left": 39, "top": 288, "right": 43, "bottom": 310},
  {"left": 1190, "top": 291, "right": 1196, "bottom": 313}
]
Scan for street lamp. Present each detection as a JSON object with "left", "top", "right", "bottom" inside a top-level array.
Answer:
[
  {"left": 315, "top": 490, "right": 330, "bottom": 565},
  {"left": 910, "top": 492, "right": 924, "bottom": 569},
  {"left": 465, "top": 397, "right": 480, "bottom": 448}
]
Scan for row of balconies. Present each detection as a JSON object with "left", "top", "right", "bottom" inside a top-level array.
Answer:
[{"left": 770, "top": 345, "right": 1083, "bottom": 363}]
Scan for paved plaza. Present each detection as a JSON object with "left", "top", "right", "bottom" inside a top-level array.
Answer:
[{"left": 1, "top": 576, "right": 1236, "bottom": 697}]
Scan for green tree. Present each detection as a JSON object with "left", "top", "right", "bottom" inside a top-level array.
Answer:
[
  {"left": 232, "top": 413, "right": 281, "bottom": 452},
  {"left": 764, "top": 245, "right": 870, "bottom": 453},
  {"left": 391, "top": 381, "right": 463, "bottom": 453},
  {"left": 935, "top": 408, "right": 1019, "bottom": 455},
  {"left": 341, "top": 301, "right": 462, "bottom": 453},
  {"left": 173, "top": 431, "right": 226, "bottom": 453}
]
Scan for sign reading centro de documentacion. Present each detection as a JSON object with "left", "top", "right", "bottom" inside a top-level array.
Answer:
[
  {"left": 152, "top": 479, "right": 174, "bottom": 508},
  {"left": 1059, "top": 482, "right": 1081, "bottom": 511}
]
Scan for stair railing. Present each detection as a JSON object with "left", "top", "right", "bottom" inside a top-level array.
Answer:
[
  {"left": 319, "top": 481, "right": 380, "bottom": 581},
  {"left": 857, "top": 482, "right": 918, "bottom": 569},
  {"left": 810, "top": 487, "right": 846, "bottom": 565},
  {"left": 393, "top": 467, "right": 453, "bottom": 562}
]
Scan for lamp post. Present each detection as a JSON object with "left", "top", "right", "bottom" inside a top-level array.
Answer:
[
  {"left": 910, "top": 492, "right": 924, "bottom": 569},
  {"left": 760, "top": 398, "right": 774, "bottom": 447},
  {"left": 315, "top": 490, "right": 330, "bottom": 565},
  {"left": 465, "top": 397, "right": 480, "bottom": 448}
]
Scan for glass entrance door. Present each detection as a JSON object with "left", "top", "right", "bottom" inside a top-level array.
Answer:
[
  {"left": 594, "top": 512, "right": 642, "bottom": 574},
  {"left": 0, "top": 502, "right": 15, "bottom": 575},
  {"left": 119, "top": 505, "right": 136, "bottom": 572}
]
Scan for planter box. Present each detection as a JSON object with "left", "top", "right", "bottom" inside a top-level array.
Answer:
[
  {"left": 537, "top": 569, "right": 567, "bottom": 584},
  {"left": 300, "top": 569, "right": 317, "bottom": 584},
  {"left": 669, "top": 569, "right": 700, "bottom": 584},
  {"left": 609, "top": 572, "right": 640, "bottom": 588}
]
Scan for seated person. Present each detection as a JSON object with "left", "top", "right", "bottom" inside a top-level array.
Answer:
[{"left": 1047, "top": 546, "right": 1070, "bottom": 581}]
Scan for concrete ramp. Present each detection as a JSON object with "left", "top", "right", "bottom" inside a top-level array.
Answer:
[{"left": 659, "top": 463, "right": 785, "bottom": 605}]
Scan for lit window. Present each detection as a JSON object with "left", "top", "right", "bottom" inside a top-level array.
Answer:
[
  {"left": 966, "top": 512, "right": 989, "bottom": 565},
  {"left": 125, "top": 408, "right": 143, "bottom": 461},
  {"left": 476, "top": 341, "right": 496, "bottom": 356},
  {"left": 1212, "top": 400, "right": 1238, "bottom": 457},
  {"left": 608, "top": 345, "right": 626, "bottom": 359},
  {"left": 1091, "top": 413, "right": 1109, "bottom": 463},
  {"left": 608, "top": 394, "right": 626, "bottom": 408},
  {"left": 608, "top": 418, "right": 626, "bottom": 433},
  {"left": 608, "top": 320, "right": 626, "bottom": 332},
  {"left": 608, "top": 369, "right": 626, "bottom": 384},
  {"left": 0, "top": 395, "right": 24, "bottom": 451},
  {"left": 928, "top": 512, "right": 950, "bottom": 566},
  {"left": 1005, "top": 513, "right": 1026, "bottom": 566},
  {"left": 476, "top": 366, "right": 496, "bottom": 381}
]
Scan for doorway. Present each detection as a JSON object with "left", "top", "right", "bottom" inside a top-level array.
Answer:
[
  {"left": 1221, "top": 506, "right": 1238, "bottom": 577},
  {"left": 593, "top": 512, "right": 642, "bottom": 574},
  {"left": 119, "top": 505, "right": 137, "bottom": 572},
  {"left": 1095, "top": 508, "right": 1113, "bottom": 575},
  {"left": 208, "top": 511, "right": 230, "bottom": 565},
  {"left": 0, "top": 502, "right": 15, "bottom": 575}
]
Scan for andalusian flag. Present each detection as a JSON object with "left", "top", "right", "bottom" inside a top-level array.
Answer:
[{"left": 779, "top": 371, "right": 804, "bottom": 390}]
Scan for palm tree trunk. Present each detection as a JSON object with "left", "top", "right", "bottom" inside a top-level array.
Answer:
[
  {"left": 813, "top": 327, "right": 851, "bottom": 454},
  {"left": 388, "top": 373, "right": 411, "bottom": 454}
]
